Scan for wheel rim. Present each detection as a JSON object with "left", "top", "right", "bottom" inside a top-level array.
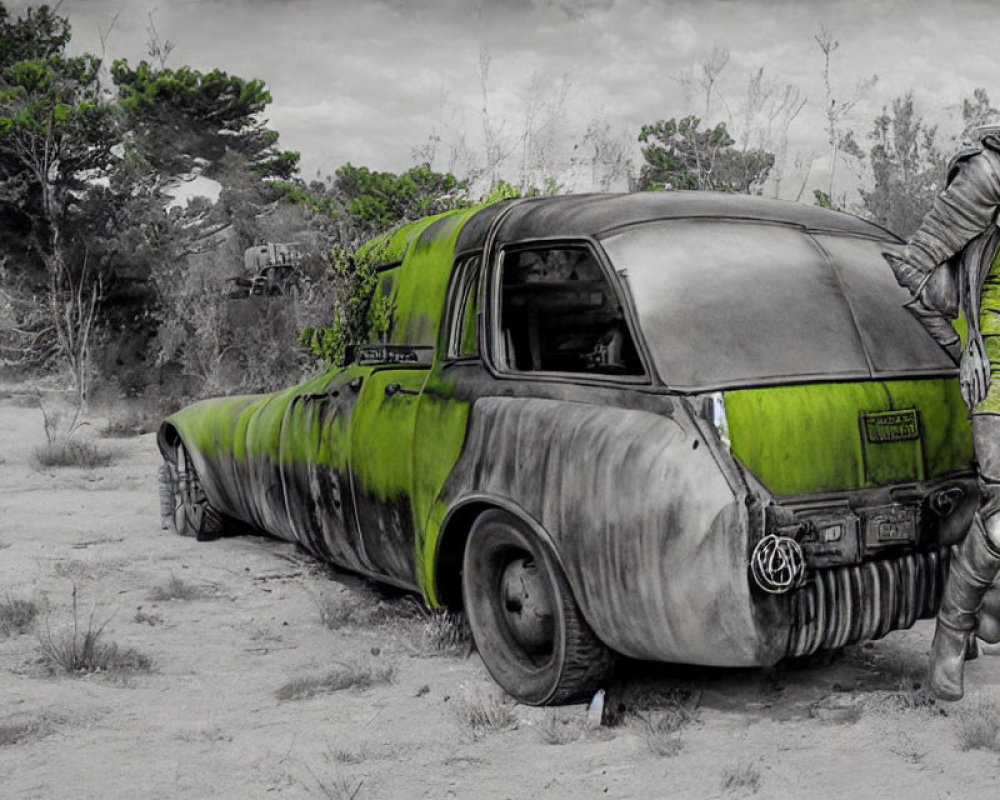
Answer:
[
  {"left": 499, "top": 555, "right": 555, "bottom": 657},
  {"left": 173, "top": 446, "right": 205, "bottom": 535}
]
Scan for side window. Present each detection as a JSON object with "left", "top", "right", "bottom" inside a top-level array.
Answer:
[
  {"left": 446, "top": 256, "right": 481, "bottom": 358},
  {"left": 498, "top": 246, "right": 643, "bottom": 376},
  {"left": 366, "top": 267, "right": 399, "bottom": 344}
]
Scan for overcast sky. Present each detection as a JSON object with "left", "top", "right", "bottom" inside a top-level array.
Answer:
[{"left": 16, "top": 0, "right": 1000, "bottom": 198}]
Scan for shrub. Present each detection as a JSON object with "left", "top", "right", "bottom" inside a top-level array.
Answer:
[
  {"left": 37, "top": 588, "right": 153, "bottom": 677},
  {"left": 32, "top": 440, "right": 115, "bottom": 469},
  {"left": 0, "top": 594, "right": 38, "bottom": 637}
]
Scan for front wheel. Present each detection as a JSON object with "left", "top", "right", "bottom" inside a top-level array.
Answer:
[
  {"left": 159, "top": 443, "right": 224, "bottom": 541},
  {"left": 461, "top": 509, "right": 613, "bottom": 705}
]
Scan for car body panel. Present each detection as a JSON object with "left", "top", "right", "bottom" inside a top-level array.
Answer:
[{"left": 727, "top": 378, "right": 975, "bottom": 496}]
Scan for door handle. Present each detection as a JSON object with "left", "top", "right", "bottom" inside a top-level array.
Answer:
[
  {"left": 385, "top": 382, "right": 421, "bottom": 398},
  {"left": 348, "top": 377, "right": 363, "bottom": 393}
]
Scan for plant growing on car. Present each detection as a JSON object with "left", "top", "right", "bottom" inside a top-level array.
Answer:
[{"left": 300, "top": 240, "right": 393, "bottom": 367}]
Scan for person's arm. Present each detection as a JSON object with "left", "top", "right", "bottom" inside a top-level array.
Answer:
[{"left": 906, "top": 150, "right": 1000, "bottom": 272}]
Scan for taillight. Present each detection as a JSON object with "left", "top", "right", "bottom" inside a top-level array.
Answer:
[{"left": 701, "top": 391, "right": 730, "bottom": 448}]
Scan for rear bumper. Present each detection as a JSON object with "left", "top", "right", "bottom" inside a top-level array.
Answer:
[{"left": 786, "top": 547, "right": 949, "bottom": 658}]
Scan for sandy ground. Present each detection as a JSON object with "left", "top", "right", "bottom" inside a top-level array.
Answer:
[{"left": 3, "top": 390, "right": 1000, "bottom": 800}]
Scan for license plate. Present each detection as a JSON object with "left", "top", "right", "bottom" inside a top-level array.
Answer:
[
  {"left": 863, "top": 504, "right": 919, "bottom": 550},
  {"left": 862, "top": 410, "right": 919, "bottom": 443}
]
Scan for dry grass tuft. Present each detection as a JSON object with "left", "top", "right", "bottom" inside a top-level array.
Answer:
[
  {"left": 304, "top": 769, "right": 364, "bottom": 800},
  {"left": 0, "top": 593, "right": 39, "bottom": 637},
  {"left": 314, "top": 589, "right": 419, "bottom": 631},
  {"left": 0, "top": 716, "right": 50, "bottom": 747},
  {"left": 721, "top": 760, "right": 762, "bottom": 794},
  {"left": 148, "top": 574, "right": 209, "bottom": 602},
  {"left": 277, "top": 661, "right": 395, "bottom": 702},
  {"left": 32, "top": 440, "right": 116, "bottom": 469},
  {"left": 416, "top": 609, "right": 472, "bottom": 657},
  {"left": 456, "top": 687, "right": 518, "bottom": 741},
  {"left": 330, "top": 746, "right": 368, "bottom": 765},
  {"left": 862, "top": 661, "right": 935, "bottom": 715},
  {"left": 602, "top": 681, "right": 699, "bottom": 756},
  {"left": 37, "top": 588, "right": 153, "bottom": 678},
  {"left": 640, "top": 709, "right": 686, "bottom": 756},
  {"left": 535, "top": 709, "right": 583, "bottom": 745},
  {"left": 101, "top": 405, "right": 161, "bottom": 438},
  {"left": 604, "top": 682, "right": 700, "bottom": 727},
  {"left": 956, "top": 696, "right": 1000, "bottom": 753}
]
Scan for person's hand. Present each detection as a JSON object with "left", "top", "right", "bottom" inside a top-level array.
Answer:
[{"left": 882, "top": 250, "right": 931, "bottom": 295}]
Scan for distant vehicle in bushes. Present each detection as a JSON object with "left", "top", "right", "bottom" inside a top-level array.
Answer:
[
  {"left": 159, "top": 193, "right": 977, "bottom": 705},
  {"left": 226, "top": 242, "right": 311, "bottom": 298}
]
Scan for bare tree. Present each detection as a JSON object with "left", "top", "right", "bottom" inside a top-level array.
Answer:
[
  {"left": 517, "top": 71, "right": 572, "bottom": 193},
  {"left": 51, "top": 250, "right": 101, "bottom": 411},
  {"left": 146, "top": 11, "right": 175, "bottom": 71},
  {"left": 571, "top": 114, "right": 635, "bottom": 192},
  {"left": 731, "top": 68, "right": 807, "bottom": 198},
  {"left": 677, "top": 46, "right": 731, "bottom": 120},
  {"left": 815, "top": 26, "right": 877, "bottom": 200}
]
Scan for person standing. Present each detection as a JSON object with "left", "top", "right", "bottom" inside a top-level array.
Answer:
[{"left": 886, "top": 125, "right": 1000, "bottom": 700}]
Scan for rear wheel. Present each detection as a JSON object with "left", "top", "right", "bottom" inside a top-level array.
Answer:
[
  {"left": 461, "top": 509, "right": 613, "bottom": 705},
  {"left": 160, "top": 443, "right": 224, "bottom": 541}
]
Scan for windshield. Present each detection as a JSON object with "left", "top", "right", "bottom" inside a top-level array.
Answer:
[{"left": 600, "top": 219, "right": 956, "bottom": 390}]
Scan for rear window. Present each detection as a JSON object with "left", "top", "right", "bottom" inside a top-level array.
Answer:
[{"left": 600, "top": 219, "right": 955, "bottom": 390}]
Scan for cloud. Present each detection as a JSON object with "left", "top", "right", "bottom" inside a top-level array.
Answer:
[{"left": 47, "top": 0, "right": 1000, "bottom": 194}]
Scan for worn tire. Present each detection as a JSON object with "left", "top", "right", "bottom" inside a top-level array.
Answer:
[
  {"left": 462, "top": 509, "right": 613, "bottom": 705},
  {"left": 160, "top": 443, "right": 225, "bottom": 541}
]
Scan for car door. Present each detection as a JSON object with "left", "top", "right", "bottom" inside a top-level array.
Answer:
[
  {"left": 348, "top": 352, "right": 431, "bottom": 585},
  {"left": 279, "top": 365, "right": 375, "bottom": 574}
]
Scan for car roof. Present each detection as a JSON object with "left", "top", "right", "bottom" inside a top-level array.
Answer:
[{"left": 457, "top": 192, "right": 895, "bottom": 249}]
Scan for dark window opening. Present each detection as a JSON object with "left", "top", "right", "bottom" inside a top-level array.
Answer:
[
  {"left": 499, "top": 246, "right": 642, "bottom": 376},
  {"left": 446, "top": 256, "right": 481, "bottom": 358}
]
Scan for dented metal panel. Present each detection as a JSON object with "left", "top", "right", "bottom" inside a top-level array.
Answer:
[{"left": 436, "top": 395, "right": 784, "bottom": 666}]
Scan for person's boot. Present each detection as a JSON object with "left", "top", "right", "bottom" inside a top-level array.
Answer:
[{"left": 931, "top": 512, "right": 1000, "bottom": 700}]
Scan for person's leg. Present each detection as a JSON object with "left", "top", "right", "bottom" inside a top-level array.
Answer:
[{"left": 931, "top": 413, "right": 1000, "bottom": 700}]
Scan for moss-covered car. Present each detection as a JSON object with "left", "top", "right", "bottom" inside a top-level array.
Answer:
[{"left": 158, "top": 193, "right": 977, "bottom": 705}]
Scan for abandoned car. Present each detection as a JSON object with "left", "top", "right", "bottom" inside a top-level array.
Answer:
[{"left": 159, "top": 193, "right": 977, "bottom": 705}]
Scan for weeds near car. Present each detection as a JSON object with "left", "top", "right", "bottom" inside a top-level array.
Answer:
[
  {"left": 330, "top": 746, "right": 368, "bottom": 765},
  {"left": 721, "top": 760, "right": 762, "bottom": 794},
  {"left": 416, "top": 608, "right": 472, "bottom": 657},
  {"left": 0, "top": 593, "right": 38, "bottom": 637},
  {"left": 0, "top": 715, "right": 50, "bottom": 747},
  {"left": 276, "top": 661, "right": 394, "bottom": 702},
  {"left": 32, "top": 400, "right": 115, "bottom": 469},
  {"left": 956, "top": 696, "right": 1000, "bottom": 753},
  {"left": 863, "top": 659, "right": 935, "bottom": 714},
  {"left": 535, "top": 709, "right": 583, "bottom": 745},
  {"left": 101, "top": 404, "right": 160, "bottom": 438},
  {"left": 32, "top": 439, "right": 115, "bottom": 469},
  {"left": 603, "top": 680, "right": 699, "bottom": 756},
  {"left": 456, "top": 687, "right": 518, "bottom": 741},
  {"left": 37, "top": 587, "right": 152, "bottom": 677},
  {"left": 314, "top": 588, "right": 418, "bottom": 630},
  {"left": 148, "top": 574, "right": 208, "bottom": 602},
  {"left": 134, "top": 607, "right": 163, "bottom": 626},
  {"left": 303, "top": 766, "right": 364, "bottom": 800}
]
